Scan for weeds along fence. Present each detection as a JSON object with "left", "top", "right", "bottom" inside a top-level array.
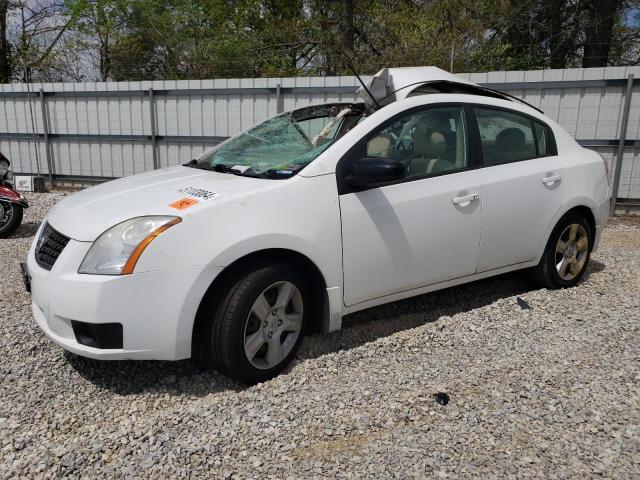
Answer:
[{"left": 0, "top": 66, "right": 639, "bottom": 203}]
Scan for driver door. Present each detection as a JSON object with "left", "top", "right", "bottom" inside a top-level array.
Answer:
[{"left": 338, "top": 104, "right": 483, "bottom": 306}]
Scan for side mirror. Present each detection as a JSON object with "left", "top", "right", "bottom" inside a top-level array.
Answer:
[{"left": 348, "top": 158, "right": 405, "bottom": 188}]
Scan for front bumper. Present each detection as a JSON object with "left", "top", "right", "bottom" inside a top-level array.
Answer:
[{"left": 27, "top": 229, "right": 222, "bottom": 360}]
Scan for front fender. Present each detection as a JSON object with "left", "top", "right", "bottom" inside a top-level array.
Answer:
[
  {"left": 0, "top": 185, "right": 28, "bottom": 207},
  {"left": 209, "top": 232, "right": 340, "bottom": 288},
  {"left": 173, "top": 234, "right": 342, "bottom": 357}
]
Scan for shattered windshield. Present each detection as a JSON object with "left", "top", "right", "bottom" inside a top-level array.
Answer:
[{"left": 191, "top": 104, "right": 362, "bottom": 178}]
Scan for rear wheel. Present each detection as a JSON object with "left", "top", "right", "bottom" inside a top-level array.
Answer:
[
  {"left": 533, "top": 211, "right": 592, "bottom": 289},
  {"left": 0, "top": 201, "right": 23, "bottom": 238},
  {"left": 195, "top": 263, "right": 309, "bottom": 384}
]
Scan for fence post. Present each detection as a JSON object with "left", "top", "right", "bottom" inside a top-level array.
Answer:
[
  {"left": 276, "top": 83, "right": 283, "bottom": 113},
  {"left": 39, "top": 88, "right": 54, "bottom": 187},
  {"left": 148, "top": 88, "right": 159, "bottom": 170},
  {"left": 610, "top": 74, "right": 634, "bottom": 216}
]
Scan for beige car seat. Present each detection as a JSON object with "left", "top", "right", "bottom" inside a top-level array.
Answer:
[
  {"left": 408, "top": 113, "right": 466, "bottom": 176},
  {"left": 407, "top": 114, "right": 451, "bottom": 176},
  {"left": 409, "top": 131, "right": 446, "bottom": 175},
  {"left": 366, "top": 133, "right": 394, "bottom": 158}
]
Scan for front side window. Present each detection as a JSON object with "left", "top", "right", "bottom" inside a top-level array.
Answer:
[
  {"left": 362, "top": 105, "right": 468, "bottom": 179},
  {"left": 193, "top": 104, "right": 361, "bottom": 178}
]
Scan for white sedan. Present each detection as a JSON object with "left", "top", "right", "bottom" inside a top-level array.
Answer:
[{"left": 25, "top": 67, "right": 609, "bottom": 383}]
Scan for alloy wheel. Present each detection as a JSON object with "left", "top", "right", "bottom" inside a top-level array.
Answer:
[
  {"left": 555, "top": 223, "right": 589, "bottom": 281},
  {"left": 243, "top": 281, "right": 303, "bottom": 369}
]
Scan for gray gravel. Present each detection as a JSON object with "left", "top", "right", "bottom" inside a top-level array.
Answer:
[{"left": 1, "top": 192, "right": 639, "bottom": 479}]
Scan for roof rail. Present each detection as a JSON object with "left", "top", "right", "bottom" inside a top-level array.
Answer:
[{"left": 473, "top": 84, "right": 544, "bottom": 114}]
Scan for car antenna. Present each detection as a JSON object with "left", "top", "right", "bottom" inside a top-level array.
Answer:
[{"left": 345, "top": 61, "right": 381, "bottom": 111}]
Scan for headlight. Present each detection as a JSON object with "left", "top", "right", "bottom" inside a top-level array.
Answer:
[{"left": 79, "top": 216, "right": 181, "bottom": 275}]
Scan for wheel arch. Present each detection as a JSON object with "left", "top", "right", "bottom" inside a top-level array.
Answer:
[
  {"left": 191, "top": 248, "right": 330, "bottom": 356},
  {"left": 536, "top": 200, "right": 599, "bottom": 263},
  {"left": 568, "top": 205, "right": 596, "bottom": 240}
]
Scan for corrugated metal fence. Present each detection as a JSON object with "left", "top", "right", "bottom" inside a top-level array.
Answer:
[{"left": 1, "top": 67, "right": 639, "bottom": 200}]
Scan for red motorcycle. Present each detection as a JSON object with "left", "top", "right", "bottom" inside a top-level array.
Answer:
[{"left": 0, "top": 153, "right": 28, "bottom": 238}]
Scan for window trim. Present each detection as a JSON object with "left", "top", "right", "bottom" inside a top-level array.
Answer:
[
  {"left": 335, "top": 102, "right": 558, "bottom": 195},
  {"left": 469, "top": 104, "right": 558, "bottom": 168},
  {"left": 336, "top": 103, "right": 479, "bottom": 195}
]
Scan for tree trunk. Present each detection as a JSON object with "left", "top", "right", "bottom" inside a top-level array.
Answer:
[
  {"left": 582, "top": 0, "right": 620, "bottom": 68},
  {"left": 99, "top": 35, "right": 110, "bottom": 81},
  {"left": 548, "top": 0, "right": 571, "bottom": 69},
  {"left": 340, "top": 0, "right": 355, "bottom": 52},
  {"left": 337, "top": 0, "right": 354, "bottom": 71},
  {"left": 0, "top": 0, "right": 9, "bottom": 82},
  {"left": 504, "top": 0, "right": 532, "bottom": 57}
]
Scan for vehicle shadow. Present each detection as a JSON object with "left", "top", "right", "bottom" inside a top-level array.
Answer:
[
  {"left": 64, "top": 351, "right": 245, "bottom": 396},
  {"left": 65, "top": 260, "right": 605, "bottom": 395},
  {"left": 295, "top": 259, "right": 606, "bottom": 361}
]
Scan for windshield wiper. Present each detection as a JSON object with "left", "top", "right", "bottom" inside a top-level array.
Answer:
[
  {"left": 186, "top": 162, "right": 240, "bottom": 173},
  {"left": 183, "top": 159, "right": 241, "bottom": 173},
  {"left": 185, "top": 160, "right": 292, "bottom": 179},
  {"left": 212, "top": 164, "right": 243, "bottom": 174},
  {"left": 196, "top": 163, "right": 259, "bottom": 177}
]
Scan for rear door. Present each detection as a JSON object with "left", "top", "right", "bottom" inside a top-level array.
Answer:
[{"left": 472, "top": 106, "right": 564, "bottom": 272}]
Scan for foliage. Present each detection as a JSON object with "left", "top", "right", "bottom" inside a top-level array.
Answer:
[{"left": 1, "top": 0, "right": 639, "bottom": 82}]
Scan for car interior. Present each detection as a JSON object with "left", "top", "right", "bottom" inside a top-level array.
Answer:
[
  {"left": 358, "top": 105, "right": 548, "bottom": 181},
  {"left": 364, "top": 107, "right": 467, "bottom": 178}
]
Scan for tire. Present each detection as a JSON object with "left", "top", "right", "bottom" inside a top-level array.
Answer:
[
  {"left": 195, "top": 263, "right": 310, "bottom": 384},
  {"left": 532, "top": 211, "right": 593, "bottom": 289},
  {"left": 0, "top": 202, "right": 23, "bottom": 239}
]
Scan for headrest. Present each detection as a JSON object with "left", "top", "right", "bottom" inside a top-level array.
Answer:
[
  {"left": 413, "top": 130, "right": 446, "bottom": 158},
  {"left": 495, "top": 128, "right": 525, "bottom": 149}
]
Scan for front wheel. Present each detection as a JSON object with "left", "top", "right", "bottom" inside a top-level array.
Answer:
[
  {"left": 532, "top": 211, "right": 593, "bottom": 289},
  {"left": 0, "top": 201, "right": 23, "bottom": 238},
  {"left": 195, "top": 263, "right": 309, "bottom": 384}
]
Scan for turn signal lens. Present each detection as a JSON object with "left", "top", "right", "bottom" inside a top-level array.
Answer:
[
  {"left": 79, "top": 216, "right": 181, "bottom": 275},
  {"left": 121, "top": 218, "right": 182, "bottom": 274}
]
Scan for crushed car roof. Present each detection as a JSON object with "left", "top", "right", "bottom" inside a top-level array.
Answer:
[
  {"left": 356, "top": 67, "right": 473, "bottom": 108},
  {"left": 357, "top": 66, "right": 543, "bottom": 113}
]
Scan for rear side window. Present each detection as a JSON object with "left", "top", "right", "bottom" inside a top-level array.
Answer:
[
  {"left": 474, "top": 107, "right": 552, "bottom": 166},
  {"left": 533, "top": 120, "right": 553, "bottom": 155}
]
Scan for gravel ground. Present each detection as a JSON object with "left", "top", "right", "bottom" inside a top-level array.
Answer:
[{"left": 1, "top": 192, "right": 639, "bottom": 479}]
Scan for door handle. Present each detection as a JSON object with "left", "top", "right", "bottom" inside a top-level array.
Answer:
[
  {"left": 452, "top": 193, "right": 479, "bottom": 206},
  {"left": 542, "top": 174, "right": 561, "bottom": 185}
]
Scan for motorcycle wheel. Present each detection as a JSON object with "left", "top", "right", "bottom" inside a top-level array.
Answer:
[{"left": 0, "top": 201, "right": 23, "bottom": 238}]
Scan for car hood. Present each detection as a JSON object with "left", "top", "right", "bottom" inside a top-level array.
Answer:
[{"left": 47, "top": 166, "right": 271, "bottom": 241}]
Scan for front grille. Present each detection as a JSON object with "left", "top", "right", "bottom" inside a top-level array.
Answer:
[{"left": 35, "top": 222, "right": 70, "bottom": 270}]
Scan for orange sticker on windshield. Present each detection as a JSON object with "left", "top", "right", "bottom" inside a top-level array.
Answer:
[{"left": 169, "top": 197, "right": 198, "bottom": 210}]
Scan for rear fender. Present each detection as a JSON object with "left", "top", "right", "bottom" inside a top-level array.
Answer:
[{"left": 534, "top": 196, "right": 599, "bottom": 263}]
